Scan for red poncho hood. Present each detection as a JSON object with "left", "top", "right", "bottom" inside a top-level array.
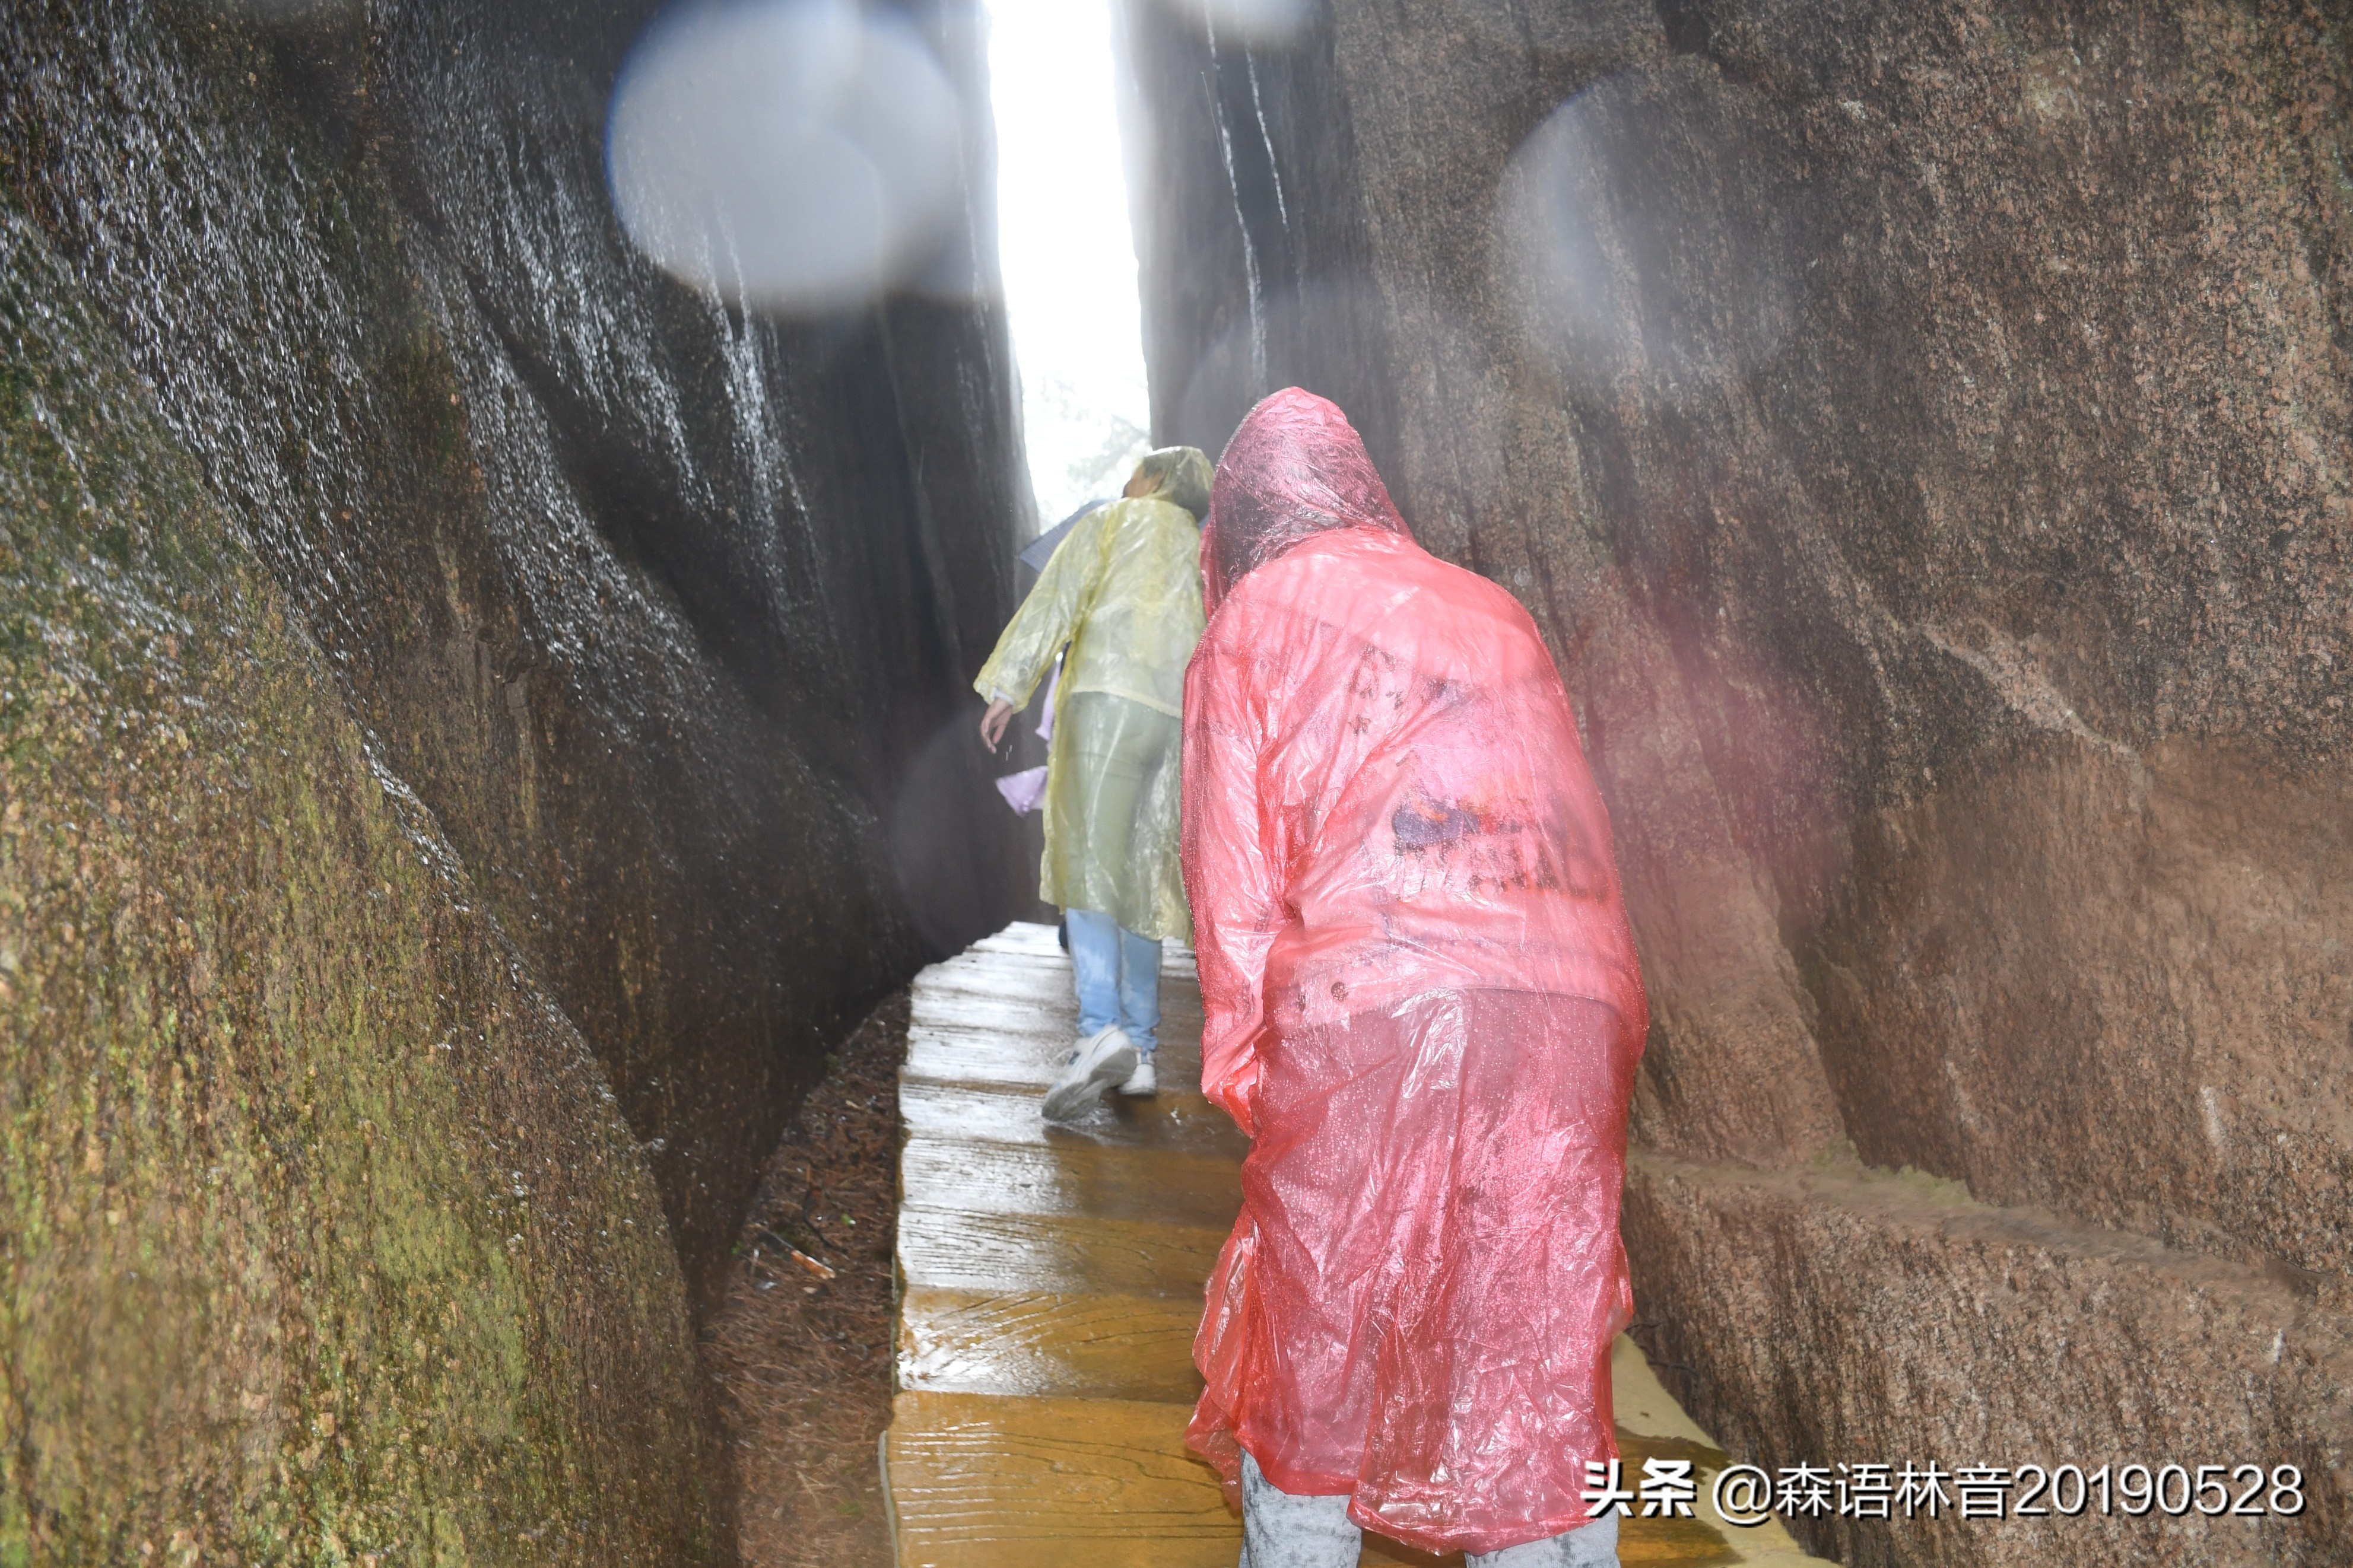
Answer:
[{"left": 1200, "top": 387, "right": 1411, "bottom": 616}]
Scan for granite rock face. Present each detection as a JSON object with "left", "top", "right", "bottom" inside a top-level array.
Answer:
[
  {"left": 1625, "top": 1152, "right": 2353, "bottom": 1566},
  {"left": 1, "top": 0, "right": 1024, "bottom": 1556},
  {"left": 1115, "top": 0, "right": 2351, "bottom": 1559}
]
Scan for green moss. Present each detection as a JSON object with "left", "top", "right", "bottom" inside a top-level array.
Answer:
[
  {"left": 1879, "top": 1164, "right": 1980, "bottom": 1208},
  {"left": 0, "top": 209, "right": 716, "bottom": 1561}
]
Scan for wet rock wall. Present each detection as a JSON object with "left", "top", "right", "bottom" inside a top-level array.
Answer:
[
  {"left": 2, "top": 0, "right": 1024, "bottom": 1557},
  {"left": 0, "top": 209, "right": 717, "bottom": 1563},
  {"left": 1115, "top": 1, "right": 2352, "bottom": 1561}
]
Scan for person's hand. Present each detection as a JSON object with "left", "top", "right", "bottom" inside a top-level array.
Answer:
[{"left": 979, "top": 697, "right": 1016, "bottom": 753}]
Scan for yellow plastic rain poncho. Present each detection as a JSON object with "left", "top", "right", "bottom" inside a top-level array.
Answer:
[{"left": 976, "top": 449, "right": 1212, "bottom": 943}]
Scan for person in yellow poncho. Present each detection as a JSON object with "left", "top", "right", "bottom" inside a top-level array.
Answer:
[{"left": 977, "top": 446, "right": 1212, "bottom": 1118}]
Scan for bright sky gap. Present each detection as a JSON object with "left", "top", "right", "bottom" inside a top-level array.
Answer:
[{"left": 983, "top": 0, "right": 1154, "bottom": 535}]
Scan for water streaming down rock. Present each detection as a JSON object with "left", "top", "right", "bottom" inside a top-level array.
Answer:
[
  {"left": 1117, "top": 2, "right": 2353, "bottom": 1563},
  {"left": 1203, "top": 21, "right": 1269, "bottom": 401},
  {"left": 0, "top": 0, "right": 1026, "bottom": 1556}
]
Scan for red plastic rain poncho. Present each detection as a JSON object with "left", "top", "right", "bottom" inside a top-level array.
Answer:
[{"left": 1179, "top": 389, "right": 1649, "bottom": 1556}]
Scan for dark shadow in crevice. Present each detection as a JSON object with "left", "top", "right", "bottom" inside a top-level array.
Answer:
[{"left": 1654, "top": 0, "right": 1716, "bottom": 57}]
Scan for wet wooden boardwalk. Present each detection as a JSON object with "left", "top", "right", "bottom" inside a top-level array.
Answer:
[{"left": 884, "top": 922, "right": 1830, "bottom": 1568}]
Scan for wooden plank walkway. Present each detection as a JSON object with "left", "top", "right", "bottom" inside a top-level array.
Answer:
[{"left": 885, "top": 922, "right": 1830, "bottom": 1568}]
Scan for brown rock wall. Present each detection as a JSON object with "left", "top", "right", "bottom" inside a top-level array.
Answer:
[
  {"left": 1, "top": 0, "right": 1027, "bottom": 1553},
  {"left": 1118, "top": 0, "right": 2353, "bottom": 1557},
  {"left": 0, "top": 208, "right": 717, "bottom": 1562},
  {"left": 1625, "top": 1152, "right": 2353, "bottom": 1566},
  {"left": 0, "top": 0, "right": 1030, "bottom": 1311},
  {"left": 1813, "top": 733, "right": 2353, "bottom": 1279}
]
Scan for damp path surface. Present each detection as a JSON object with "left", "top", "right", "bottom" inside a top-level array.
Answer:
[
  {"left": 883, "top": 922, "right": 1834, "bottom": 1567},
  {"left": 709, "top": 991, "right": 911, "bottom": 1568}
]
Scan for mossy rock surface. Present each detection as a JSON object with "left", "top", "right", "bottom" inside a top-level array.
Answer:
[
  {"left": 0, "top": 206, "right": 716, "bottom": 1565},
  {"left": 0, "top": 0, "right": 1030, "bottom": 1319}
]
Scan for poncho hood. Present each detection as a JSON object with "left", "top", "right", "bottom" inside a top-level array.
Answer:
[{"left": 1201, "top": 387, "right": 1411, "bottom": 614}]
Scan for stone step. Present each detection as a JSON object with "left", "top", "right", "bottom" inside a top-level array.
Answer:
[
  {"left": 898, "top": 1202, "right": 1231, "bottom": 1298},
  {"left": 900, "top": 1134, "right": 1244, "bottom": 1232},
  {"left": 904, "top": 1017, "right": 1206, "bottom": 1091},
  {"left": 898, "top": 1286, "right": 1206, "bottom": 1402},
  {"left": 899, "top": 1079, "right": 1250, "bottom": 1162},
  {"left": 882, "top": 1388, "right": 1780, "bottom": 1567},
  {"left": 885, "top": 1391, "right": 1238, "bottom": 1568}
]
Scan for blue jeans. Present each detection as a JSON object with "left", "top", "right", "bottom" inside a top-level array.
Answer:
[
  {"left": 1239, "top": 1452, "right": 1620, "bottom": 1567},
  {"left": 1066, "top": 907, "right": 1161, "bottom": 1055}
]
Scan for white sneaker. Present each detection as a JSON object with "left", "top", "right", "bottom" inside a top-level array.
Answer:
[
  {"left": 1117, "top": 1056, "right": 1157, "bottom": 1096},
  {"left": 1043, "top": 1026, "right": 1138, "bottom": 1121}
]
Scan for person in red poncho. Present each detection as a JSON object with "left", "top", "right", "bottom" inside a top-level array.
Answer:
[{"left": 1180, "top": 388, "right": 1648, "bottom": 1567}]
